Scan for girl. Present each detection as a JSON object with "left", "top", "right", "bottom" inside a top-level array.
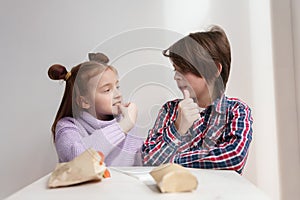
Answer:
[
  {"left": 142, "top": 26, "right": 253, "bottom": 174},
  {"left": 48, "top": 53, "right": 143, "bottom": 166}
]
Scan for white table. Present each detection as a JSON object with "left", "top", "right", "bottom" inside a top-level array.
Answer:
[{"left": 5, "top": 167, "right": 270, "bottom": 200}]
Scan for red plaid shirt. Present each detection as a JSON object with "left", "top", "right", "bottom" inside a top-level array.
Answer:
[{"left": 142, "top": 95, "right": 253, "bottom": 174}]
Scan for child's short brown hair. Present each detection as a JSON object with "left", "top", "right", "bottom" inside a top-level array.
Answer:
[{"left": 163, "top": 25, "right": 231, "bottom": 98}]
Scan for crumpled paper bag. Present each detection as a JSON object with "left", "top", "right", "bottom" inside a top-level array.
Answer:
[
  {"left": 48, "top": 148, "right": 110, "bottom": 188},
  {"left": 150, "top": 163, "right": 198, "bottom": 193}
]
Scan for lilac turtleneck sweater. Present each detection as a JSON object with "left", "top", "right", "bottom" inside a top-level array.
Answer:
[{"left": 55, "top": 111, "right": 144, "bottom": 166}]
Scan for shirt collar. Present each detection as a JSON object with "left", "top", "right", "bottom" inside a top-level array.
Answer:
[{"left": 211, "top": 94, "right": 227, "bottom": 114}]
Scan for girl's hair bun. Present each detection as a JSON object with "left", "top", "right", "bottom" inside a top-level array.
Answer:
[
  {"left": 88, "top": 52, "right": 109, "bottom": 64},
  {"left": 48, "top": 64, "right": 68, "bottom": 80}
]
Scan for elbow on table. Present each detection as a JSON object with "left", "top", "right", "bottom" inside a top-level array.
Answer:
[
  {"left": 55, "top": 142, "right": 85, "bottom": 163},
  {"left": 229, "top": 153, "right": 249, "bottom": 174},
  {"left": 141, "top": 153, "right": 166, "bottom": 166}
]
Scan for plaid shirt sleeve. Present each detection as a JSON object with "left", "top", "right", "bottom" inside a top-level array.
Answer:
[
  {"left": 142, "top": 101, "right": 183, "bottom": 166},
  {"left": 142, "top": 99, "right": 253, "bottom": 174},
  {"left": 174, "top": 102, "right": 252, "bottom": 174}
]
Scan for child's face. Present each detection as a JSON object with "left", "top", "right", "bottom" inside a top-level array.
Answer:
[
  {"left": 173, "top": 67, "right": 211, "bottom": 106},
  {"left": 86, "top": 68, "right": 122, "bottom": 120}
]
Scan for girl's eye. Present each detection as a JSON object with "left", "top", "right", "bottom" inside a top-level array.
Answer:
[
  {"left": 104, "top": 89, "right": 111, "bottom": 92},
  {"left": 116, "top": 85, "right": 120, "bottom": 89}
]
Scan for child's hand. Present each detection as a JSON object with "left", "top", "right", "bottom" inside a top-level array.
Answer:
[
  {"left": 175, "top": 90, "right": 200, "bottom": 135},
  {"left": 118, "top": 102, "right": 138, "bottom": 133}
]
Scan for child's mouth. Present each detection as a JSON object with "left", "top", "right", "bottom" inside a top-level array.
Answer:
[
  {"left": 179, "top": 86, "right": 188, "bottom": 91},
  {"left": 112, "top": 101, "right": 121, "bottom": 106}
]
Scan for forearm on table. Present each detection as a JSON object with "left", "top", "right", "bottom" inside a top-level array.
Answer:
[{"left": 142, "top": 123, "right": 182, "bottom": 165}]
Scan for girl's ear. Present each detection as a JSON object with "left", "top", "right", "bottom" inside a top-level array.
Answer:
[{"left": 77, "top": 96, "right": 91, "bottom": 109}]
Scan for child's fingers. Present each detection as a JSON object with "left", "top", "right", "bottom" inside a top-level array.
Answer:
[
  {"left": 118, "top": 104, "right": 127, "bottom": 115},
  {"left": 122, "top": 102, "right": 130, "bottom": 107},
  {"left": 183, "top": 89, "right": 190, "bottom": 99}
]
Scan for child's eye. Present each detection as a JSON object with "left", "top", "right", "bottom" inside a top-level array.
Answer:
[
  {"left": 104, "top": 89, "right": 111, "bottom": 92},
  {"left": 116, "top": 85, "right": 120, "bottom": 89}
]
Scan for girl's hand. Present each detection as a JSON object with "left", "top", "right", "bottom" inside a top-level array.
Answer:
[
  {"left": 118, "top": 103, "right": 138, "bottom": 133},
  {"left": 175, "top": 90, "right": 200, "bottom": 135}
]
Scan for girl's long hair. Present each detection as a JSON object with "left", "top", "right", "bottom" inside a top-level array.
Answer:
[{"left": 48, "top": 53, "right": 117, "bottom": 141}]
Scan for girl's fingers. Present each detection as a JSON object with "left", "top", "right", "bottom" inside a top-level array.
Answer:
[
  {"left": 122, "top": 102, "right": 130, "bottom": 107},
  {"left": 118, "top": 104, "right": 126, "bottom": 115}
]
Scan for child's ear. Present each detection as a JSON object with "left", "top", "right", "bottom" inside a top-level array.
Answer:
[
  {"left": 215, "top": 63, "right": 222, "bottom": 77},
  {"left": 77, "top": 96, "right": 91, "bottom": 109}
]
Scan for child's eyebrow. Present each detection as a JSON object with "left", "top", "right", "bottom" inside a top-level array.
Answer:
[
  {"left": 173, "top": 64, "right": 182, "bottom": 72},
  {"left": 99, "top": 80, "right": 119, "bottom": 88},
  {"left": 173, "top": 64, "right": 179, "bottom": 70},
  {"left": 99, "top": 83, "right": 112, "bottom": 88}
]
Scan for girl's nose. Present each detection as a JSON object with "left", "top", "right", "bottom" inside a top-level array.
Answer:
[{"left": 113, "top": 87, "right": 122, "bottom": 99}]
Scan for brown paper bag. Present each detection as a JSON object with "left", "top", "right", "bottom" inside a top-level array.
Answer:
[
  {"left": 48, "top": 148, "right": 109, "bottom": 188},
  {"left": 150, "top": 163, "right": 198, "bottom": 193}
]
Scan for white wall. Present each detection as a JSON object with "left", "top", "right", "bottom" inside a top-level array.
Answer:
[
  {"left": 248, "top": 1, "right": 280, "bottom": 199},
  {"left": 291, "top": 0, "right": 300, "bottom": 164},
  {"left": 271, "top": 0, "right": 300, "bottom": 200},
  {"left": 1, "top": 0, "right": 299, "bottom": 200},
  {"left": 0, "top": 1, "right": 166, "bottom": 198}
]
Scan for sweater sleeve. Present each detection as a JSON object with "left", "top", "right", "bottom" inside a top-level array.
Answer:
[
  {"left": 123, "top": 126, "right": 144, "bottom": 152},
  {"left": 55, "top": 118, "right": 125, "bottom": 162}
]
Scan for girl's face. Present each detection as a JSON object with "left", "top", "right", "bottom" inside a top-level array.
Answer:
[{"left": 84, "top": 68, "right": 122, "bottom": 120}]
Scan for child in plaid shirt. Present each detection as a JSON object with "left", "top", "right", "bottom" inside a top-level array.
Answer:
[{"left": 142, "top": 25, "right": 253, "bottom": 174}]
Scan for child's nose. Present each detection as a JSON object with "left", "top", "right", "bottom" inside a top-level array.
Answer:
[
  {"left": 174, "top": 71, "right": 183, "bottom": 81},
  {"left": 113, "top": 88, "right": 122, "bottom": 98}
]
